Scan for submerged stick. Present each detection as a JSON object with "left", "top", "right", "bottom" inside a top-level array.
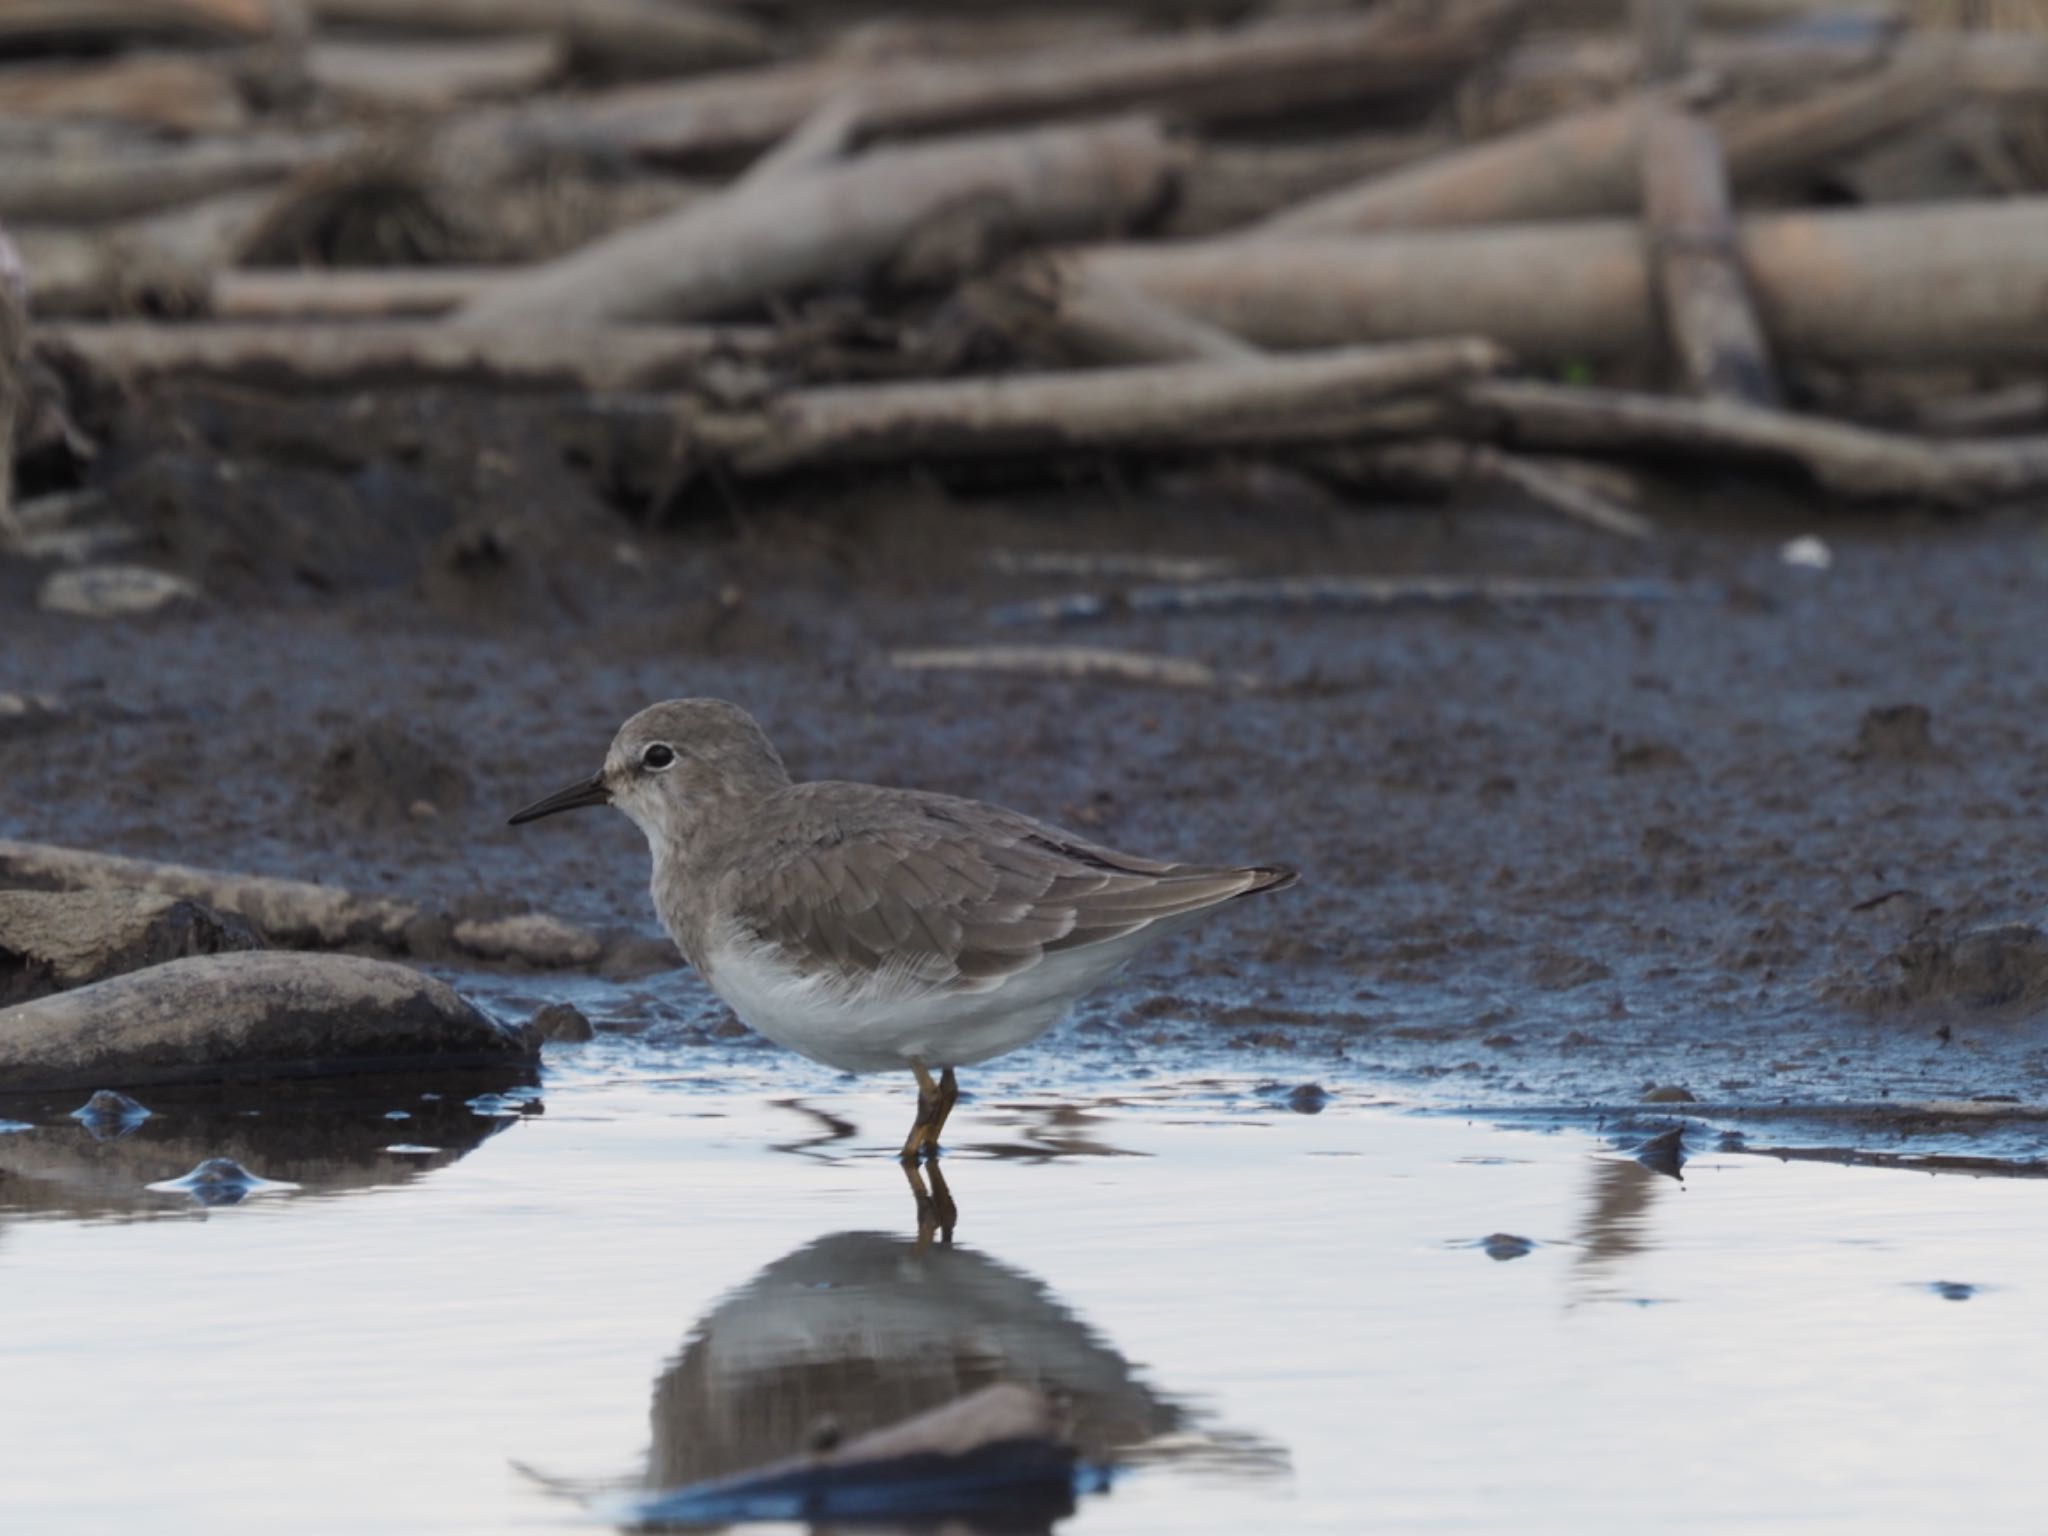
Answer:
[
  {"left": 991, "top": 575, "right": 1697, "bottom": 626},
  {"left": 890, "top": 645, "right": 1257, "bottom": 690}
]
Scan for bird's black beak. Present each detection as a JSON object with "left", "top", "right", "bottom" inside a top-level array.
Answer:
[{"left": 508, "top": 772, "right": 611, "bottom": 826}]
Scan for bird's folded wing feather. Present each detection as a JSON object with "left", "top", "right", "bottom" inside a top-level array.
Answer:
[{"left": 723, "top": 793, "right": 1283, "bottom": 994}]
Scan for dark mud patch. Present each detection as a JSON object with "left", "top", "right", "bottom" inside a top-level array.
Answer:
[
  {"left": 5, "top": 382, "right": 2048, "bottom": 1127},
  {"left": 310, "top": 716, "right": 473, "bottom": 831}
]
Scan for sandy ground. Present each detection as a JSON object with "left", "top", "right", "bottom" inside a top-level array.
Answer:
[{"left": 5, "top": 382, "right": 2048, "bottom": 1154}]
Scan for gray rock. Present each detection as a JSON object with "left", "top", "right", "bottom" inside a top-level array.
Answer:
[
  {"left": 37, "top": 564, "right": 200, "bottom": 618},
  {"left": 0, "top": 951, "right": 534, "bottom": 1091},
  {"left": 0, "top": 888, "right": 266, "bottom": 1005},
  {"left": 529, "top": 1001, "right": 595, "bottom": 1043}
]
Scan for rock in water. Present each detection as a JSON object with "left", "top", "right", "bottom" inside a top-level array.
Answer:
[
  {"left": 529, "top": 1001, "right": 595, "bottom": 1042},
  {"left": 1286, "top": 1082, "right": 1330, "bottom": 1114},
  {"left": 147, "top": 1157, "right": 297, "bottom": 1206},
  {"left": 70, "top": 1088, "right": 152, "bottom": 1137},
  {"left": 0, "top": 889, "right": 265, "bottom": 1005},
  {"left": 0, "top": 951, "right": 534, "bottom": 1090}
]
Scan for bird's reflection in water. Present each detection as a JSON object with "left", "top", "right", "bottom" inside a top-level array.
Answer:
[
  {"left": 641, "top": 1166, "right": 1285, "bottom": 1529},
  {"left": 1571, "top": 1154, "right": 1673, "bottom": 1305}
]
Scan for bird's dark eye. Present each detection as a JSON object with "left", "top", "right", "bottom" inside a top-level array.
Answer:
[{"left": 640, "top": 743, "right": 676, "bottom": 772}]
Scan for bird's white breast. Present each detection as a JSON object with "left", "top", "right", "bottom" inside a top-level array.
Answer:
[{"left": 699, "top": 923, "right": 1150, "bottom": 1075}]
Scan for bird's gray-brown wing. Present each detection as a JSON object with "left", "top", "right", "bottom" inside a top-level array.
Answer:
[{"left": 719, "top": 787, "right": 1295, "bottom": 994}]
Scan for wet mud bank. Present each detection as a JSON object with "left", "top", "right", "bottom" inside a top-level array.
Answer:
[{"left": 4, "top": 384, "right": 2047, "bottom": 1160}]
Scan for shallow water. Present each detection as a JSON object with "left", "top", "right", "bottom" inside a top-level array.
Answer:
[{"left": 1, "top": 1038, "right": 2044, "bottom": 1535}]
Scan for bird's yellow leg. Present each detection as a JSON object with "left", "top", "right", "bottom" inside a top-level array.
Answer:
[
  {"left": 900, "top": 1059, "right": 939, "bottom": 1162},
  {"left": 926, "top": 1068, "right": 961, "bottom": 1157}
]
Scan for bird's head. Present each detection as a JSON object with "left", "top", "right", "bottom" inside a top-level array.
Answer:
[{"left": 508, "top": 699, "right": 790, "bottom": 847}]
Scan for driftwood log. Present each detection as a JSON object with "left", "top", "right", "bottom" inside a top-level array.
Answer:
[
  {"left": 958, "top": 257, "right": 1262, "bottom": 367},
  {"left": 1079, "top": 198, "right": 2048, "bottom": 368},
  {"left": 445, "top": 2, "right": 1521, "bottom": 171},
  {"left": 305, "top": 35, "right": 564, "bottom": 109},
  {"left": 0, "top": 132, "right": 355, "bottom": 225},
  {"left": 1485, "top": 30, "right": 2048, "bottom": 133},
  {"left": 678, "top": 339, "right": 1504, "bottom": 477},
  {"left": 1638, "top": 101, "right": 1779, "bottom": 404},
  {"left": 16, "top": 191, "right": 272, "bottom": 316},
  {"left": 459, "top": 115, "right": 1180, "bottom": 326},
  {"left": 0, "top": 52, "right": 248, "bottom": 135},
  {"left": 210, "top": 266, "right": 502, "bottom": 319},
  {"left": 0, "top": 0, "right": 276, "bottom": 46},
  {"left": 303, "top": 0, "right": 770, "bottom": 81},
  {"left": 1259, "top": 49, "right": 1964, "bottom": 236}
]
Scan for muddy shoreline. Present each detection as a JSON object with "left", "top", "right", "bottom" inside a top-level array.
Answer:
[{"left": 5, "top": 384, "right": 2047, "bottom": 1147}]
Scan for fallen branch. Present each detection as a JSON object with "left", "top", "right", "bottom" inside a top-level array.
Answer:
[
  {"left": 458, "top": 116, "right": 1182, "bottom": 325},
  {"left": 0, "top": 0, "right": 275, "bottom": 46},
  {"left": 1483, "top": 451, "right": 1656, "bottom": 540},
  {"left": 1916, "top": 382, "right": 2048, "bottom": 438},
  {"left": 1486, "top": 31, "right": 2048, "bottom": 133},
  {"left": 686, "top": 339, "right": 1504, "bottom": 476},
  {"left": 210, "top": 266, "right": 503, "bottom": 320},
  {"left": 1328, "top": 440, "right": 1654, "bottom": 540},
  {"left": 991, "top": 575, "right": 1698, "bottom": 626},
  {"left": 36, "top": 320, "right": 781, "bottom": 393},
  {"left": 454, "top": 2, "right": 1520, "bottom": 171},
  {"left": 1080, "top": 198, "right": 2048, "bottom": 368},
  {"left": 1466, "top": 380, "right": 2048, "bottom": 503},
  {"left": 1165, "top": 131, "right": 1449, "bottom": 240},
  {"left": 306, "top": 35, "right": 564, "bottom": 109},
  {"left": 0, "top": 52, "right": 247, "bottom": 135},
  {"left": 304, "top": 0, "right": 770, "bottom": 81},
  {"left": 0, "top": 839, "right": 608, "bottom": 969},
  {"left": 959, "top": 257, "right": 1262, "bottom": 366},
  {"left": 16, "top": 191, "right": 270, "bottom": 316},
  {"left": 0, "top": 131, "right": 355, "bottom": 224},
  {"left": 1259, "top": 48, "right": 1960, "bottom": 237},
  {"left": 890, "top": 645, "right": 1255, "bottom": 690}
]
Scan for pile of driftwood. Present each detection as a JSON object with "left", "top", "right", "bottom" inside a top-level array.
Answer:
[{"left": 7, "top": 0, "right": 2048, "bottom": 536}]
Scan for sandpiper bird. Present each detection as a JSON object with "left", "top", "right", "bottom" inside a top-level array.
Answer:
[{"left": 510, "top": 700, "right": 1296, "bottom": 1160}]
